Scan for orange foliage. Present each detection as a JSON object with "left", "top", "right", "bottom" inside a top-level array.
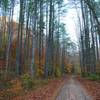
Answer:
[
  {"left": 66, "top": 63, "right": 73, "bottom": 73},
  {"left": 64, "top": 57, "right": 73, "bottom": 73},
  {"left": 34, "top": 48, "right": 46, "bottom": 77}
]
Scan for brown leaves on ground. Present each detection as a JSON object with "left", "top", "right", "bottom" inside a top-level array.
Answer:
[
  {"left": 12, "top": 77, "right": 67, "bottom": 100},
  {"left": 77, "top": 77, "right": 100, "bottom": 100},
  {"left": 0, "top": 79, "right": 23, "bottom": 100},
  {"left": 7, "top": 79, "right": 23, "bottom": 94}
]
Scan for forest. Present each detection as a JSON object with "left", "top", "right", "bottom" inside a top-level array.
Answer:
[{"left": 0, "top": 0, "right": 100, "bottom": 100}]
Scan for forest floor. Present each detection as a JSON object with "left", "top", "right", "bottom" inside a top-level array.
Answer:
[
  {"left": 12, "top": 76, "right": 68, "bottom": 100},
  {"left": 0, "top": 76, "right": 68, "bottom": 100},
  {"left": 77, "top": 76, "right": 100, "bottom": 100}
]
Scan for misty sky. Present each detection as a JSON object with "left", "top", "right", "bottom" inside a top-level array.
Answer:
[
  {"left": 61, "top": 0, "right": 81, "bottom": 43},
  {"left": 13, "top": 0, "right": 80, "bottom": 43}
]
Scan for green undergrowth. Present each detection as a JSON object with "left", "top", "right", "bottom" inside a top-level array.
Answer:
[
  {"left": 82, "top": 72, "right": 100, "bottom": 81},
  {"left": 0, "top": 74, "right": 49, "bottom": 99},
  {"left": 21, "top": 74, "right": 48, "bottom": 90},
  {"left": 0, "top": 73, "right": 64, "bottom": 99},
  {"left": 0, "top": 81, "right": 12, "bottom": 90}
]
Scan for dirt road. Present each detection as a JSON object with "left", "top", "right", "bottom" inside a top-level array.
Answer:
[{"left": 56, "top": 76, "right": 92, "bottom": 100}]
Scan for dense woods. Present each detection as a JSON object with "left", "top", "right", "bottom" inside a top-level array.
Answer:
[
  {"left": 0, "top": 0, "right": 100, "bottom": 99},
  {"left": 0, "top": 0, "right": 75, "bottom": 80}
]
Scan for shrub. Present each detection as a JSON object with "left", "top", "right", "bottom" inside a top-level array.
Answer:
[
  {"left": 82, "top": 72, "right": 100, "bottom": 81},
  {"left": 21, "top": 74, "right": 34, "bottom": 90},
  {"left": 36, "top": 68, "right": 44, "bottom": 78},
  {"left": 0, "top": 81, "right": 12, "bottom": 89},
  {"left": 87, "top": 73, "right": 100, "bottom": 81},
  {"left": 55, "top": 67, "right": 61, "bottom": 77}
]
